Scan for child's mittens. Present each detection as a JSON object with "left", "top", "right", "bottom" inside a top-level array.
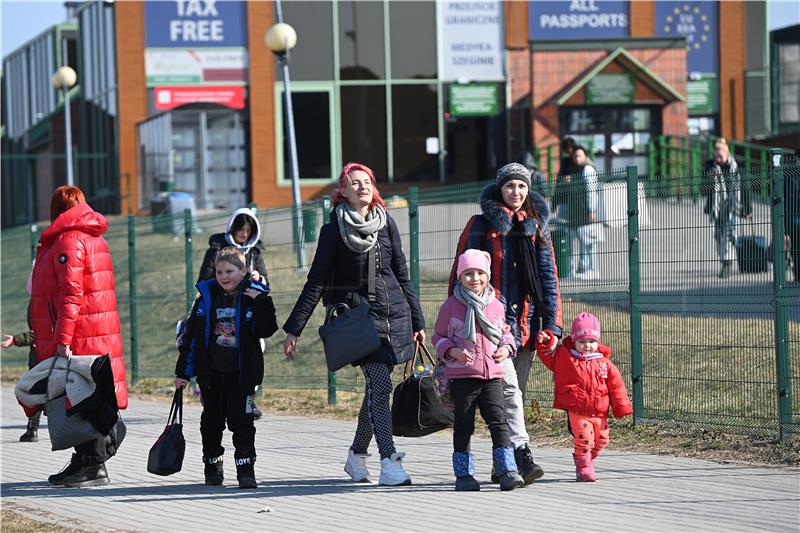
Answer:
[
  {"left": 535, "top": 330, "right": 558, "bottom": 353},
  {"left": 612, "top": 400, "right": 634, "bottom": 419}
]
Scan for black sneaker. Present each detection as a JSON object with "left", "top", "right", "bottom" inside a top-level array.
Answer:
[
  {"left": 62, "top": 462, "right": 110, "bottom": 488},
  {"left": 235, "top": 457, "right": 257, "bottom": 489},
  {"left": 48, "top": 454, "right": 83, "bottom": 485},
  {"left": 19, "top": 428, "right": 38, "bottom": 442},
  {"left": 204, "top": 456, "right": 224, "bottom": 486},
  {"left": 515, "top": 445, "right": 545, "bottom": 485},
  {"left": 252, "top": 405, "right": 263, "bottom": 421}
]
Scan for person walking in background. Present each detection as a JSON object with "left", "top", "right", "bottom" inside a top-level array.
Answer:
[
  {"left": 1, "top": 322, "right": 39, "bottom": 442},
  {"left": 197, "top": 207, "right": 269, "bottom": 419},
  {"left": 703, "top": 138, "right": 751, "bottom": 279},
  {"left": 175, "top": 247, "right": 278, "bottom": 489},
  {"left": 434, "top": 249, "right": 525, "bottom": 491},
  {"left": 568, "top": 145, "right": 600, "bottom": 278},
  {"left": 535, "top": 312, "right": 632, "bottom": 482},
  {"left": 450, "top": 162, "right": 563, "bottom": 485},
  {"left": 29, "top": 185, "right": 128, "bottom": 487},
  {"left": 282, "top": 162, "right": 426, "bottom": 487}
]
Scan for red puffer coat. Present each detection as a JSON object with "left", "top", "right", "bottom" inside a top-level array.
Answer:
[
  {"left": 536, "top": 334, "right": 631, "bottom": 418},
  {"left": 29, "top": 202, "right": 128, "bottom": 410}
]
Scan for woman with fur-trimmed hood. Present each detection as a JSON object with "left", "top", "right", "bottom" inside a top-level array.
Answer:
[
  {"left": 197, "top": 207, "right": 269, "bottom": 285},
  {"left": 448, "top": 162, "right": 563, "bottom": 485}
]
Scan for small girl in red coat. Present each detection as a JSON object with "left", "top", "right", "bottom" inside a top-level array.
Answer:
[{"left": 535, "top": 312, "right": 632, "bottom": 482}]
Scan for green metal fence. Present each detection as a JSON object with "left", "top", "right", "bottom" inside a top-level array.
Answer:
[{"left": 1, "top": 153, "right": 797, "bottom": 439}]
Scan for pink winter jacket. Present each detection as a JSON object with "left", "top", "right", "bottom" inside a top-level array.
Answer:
[{"left": 432, "top": 295, "right": 515, "bottom": 381}]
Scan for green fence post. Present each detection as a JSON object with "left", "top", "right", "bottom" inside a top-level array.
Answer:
[
  {"left": 769, "top": 149, "right": 792, "bottom": 440},
  {"left": 761, "top": 150, "right": 769, "bottom": 198},
  {"left": 706, "top": 137, "right": 714, "bottom": 162},
  {"left": 30, "top": 224, "right": 38, "bottom": 261},
  {"left": 744, "top": 147, "right": 752, "bottom": 174},
  {"left": 408, "top": 187, "right": 420, "bottom": 295},
  {"left": 546, "top": 144, "right": 554, "bottom": 182},
  {"left": 321, "top": 195, "right": 336, "bottom": 405},
  {"left": 533, "top": 146, "right": 541, "bottom": 171},
  {"left": 659, "top": 136, "right": 667, "bottom": 179},
  {"left": 184, "top": 208, "right": 194, "bottom": 313},
  {"left": 647, "top": 140, "right": 656, "bottom": 178},
  {"left": 127, "top": 215, "right": 138, "bottom": 384},
  {"left": 626, "top": 165, "right": 643, "bottom": 423}
]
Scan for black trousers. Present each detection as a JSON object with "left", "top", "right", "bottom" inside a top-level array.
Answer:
[
  {"left": 198, "top": 372, "right": 256, "bottom": 460},
  {"left": 451, "top": 378, "right": 511, "bottom": 453}
]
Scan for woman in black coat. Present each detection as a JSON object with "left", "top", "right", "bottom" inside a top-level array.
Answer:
[{"left": 283, "top": 162, "right": 425, "bottom": 486}]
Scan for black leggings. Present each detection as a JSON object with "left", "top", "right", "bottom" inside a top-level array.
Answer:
[{"left": 451, "top": 378, "right": 511, "bottom": 453}]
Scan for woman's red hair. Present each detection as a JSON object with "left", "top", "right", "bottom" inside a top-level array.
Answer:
[
  {"left": 331, "top": 162, "right": 386, "bottom": 208},
  {"left": 50, "top": 185, "right": 86, "bottom": 221}
]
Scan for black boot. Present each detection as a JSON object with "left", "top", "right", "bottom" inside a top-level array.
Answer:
[
  {"left": 236, "top": 457, "right": 257, "bottom": 489},
  {"left": 252, "top": 404, "right": 263, "bottom": 421},
  {"left": 62, "top": 460, "right": 110, "bottom": 488},
  {"left": 20, "top": 412, "right": 40, "bottom": 443},
  {"left": 204, "top": 456, "right": 224, "bottom": 486},
  {"left": 48, "top": 453, "right": 83, "bottom": 485},
  {"left": 514, "top": 444, "right": 545, "bottom": 485}
]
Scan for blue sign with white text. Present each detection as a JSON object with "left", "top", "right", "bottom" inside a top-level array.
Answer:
[
  {"left": 529, "top": 0, "right": 629, "bottom": 40},
  {"left": 655, "top": 1, "right": 718, "bottom": 75},
  {"left": 145, "top": 0, "right": 247, "bottom": 48}
]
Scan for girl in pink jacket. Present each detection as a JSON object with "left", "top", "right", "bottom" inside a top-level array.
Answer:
[{"left": 433, "top": 249, "right": 524, "bottom": 491}]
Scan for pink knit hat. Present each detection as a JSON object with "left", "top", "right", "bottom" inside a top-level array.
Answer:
[
  {"left": 571, "top": 312, "right": 600, "bottom": 341},
  {"left": 456, "top": 249, "right": 491, "bottom": 280}
]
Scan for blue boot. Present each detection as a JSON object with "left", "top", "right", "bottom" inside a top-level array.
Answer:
[
  {"left": 452, "top": 452, "right": 480, "bottom": 491},
  {"left": 492, "top": 447, "right": 524, "bottom": 491}
]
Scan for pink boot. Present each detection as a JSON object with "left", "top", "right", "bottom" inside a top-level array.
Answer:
[{"left": 573, "top": 453, "right": 596, "bottom": 482}]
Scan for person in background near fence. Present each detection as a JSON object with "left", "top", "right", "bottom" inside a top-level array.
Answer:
[
  {"left": 2, "top": 290, "right": 39, "bottom": 442},
  {"left": 449, "top": 162, "right": 563, "bottom": 485},
  {"left": 568, "top": 145, "right": 600, "bottom": 279},
  {"left": 282, "top": 162, "right": 426, "bottom": 486},
  {"left": 434, "top": 249, "right": 525, "bottom": 491},
  {"left": 703, "top": 138, "right": 751, "bottom": 279},
  {"left": 28, "top": 185, "right": 128, "bottom": 487},
  {"left": 175, "top": 247, "right": 278, "bottom": 489},
  {"left": 535, "top": 312, "right": 632, "bottom": 482},
  {"left": 197, "top": 207, "right": 269, "bottom": 419}
]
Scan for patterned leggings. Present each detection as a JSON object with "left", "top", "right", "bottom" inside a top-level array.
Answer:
[
  {"left": 569, "top": 411, "right": 610, "bottom": 458},
  {"left": 351, "top": 361, "right": 396, "bottom": 460}
]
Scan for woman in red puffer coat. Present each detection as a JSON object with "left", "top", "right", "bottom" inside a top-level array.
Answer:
[{"left": 29, "top": 185, "right": 127, "bottom": 488}]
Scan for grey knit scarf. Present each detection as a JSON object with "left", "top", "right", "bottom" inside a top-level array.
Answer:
[
  {"left": 453, "top": 283, "right": 503, "bottom": 346},
  {"left": 335, "top": 202, "right": 387, "bottom": 253}
]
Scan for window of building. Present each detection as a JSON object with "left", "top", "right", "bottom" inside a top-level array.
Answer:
[
  {"left": 281, "top": 1, "right": 334, "bottom": 81},
  {"left": 389, "top": 1, "right": 436, "bottom": 79},
  {"left": 341, "top": 86, "right": 387, "bottom": 180},
  {"left": 392, "top": 84, "right": 438, "bottom": 181},
  {"left": 778, "top": 43, "right": 800, "bottom": 124},
  {"left": 339, "top": 1, "right": 385, "bottom": 80}
]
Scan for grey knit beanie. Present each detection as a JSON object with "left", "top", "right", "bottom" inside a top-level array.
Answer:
[{"left": 496, "top": 162, "right": 531, "bottom": 189}]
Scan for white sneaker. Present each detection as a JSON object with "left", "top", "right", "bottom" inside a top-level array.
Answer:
[
  {"left": 378, "top": 452, "right": 412, "bottom": 486},
  {"left": 344, "top": 449, "right": 371, "bottom": 482}
]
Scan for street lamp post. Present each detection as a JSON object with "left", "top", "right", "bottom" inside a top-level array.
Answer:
[
  {"left": 265, "top": 21, "right": 306, "bottom": 270},
  {"left": 52, "top": 66, "right": 78, "bottom": 186}
]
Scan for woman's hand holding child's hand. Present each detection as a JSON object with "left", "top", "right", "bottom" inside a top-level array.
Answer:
[
  {"left": 283, "top": 334, "right": 298, "bottom": 360},
  {"left": 175, "top": 377, "right": 188, "bottom": 389},
  {"left": 492, "top": 346, "right": 510, "bottom": 363},
  {"left": 448, "top": 347, "right": 474, "bottom": 364},
  {"left": 243, "top": 287, "right": 262, "bottom": 299}
]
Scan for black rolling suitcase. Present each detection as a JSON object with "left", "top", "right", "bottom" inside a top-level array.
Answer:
[{"left": 736, "top": 224, "right": 768, "bottom": 273}]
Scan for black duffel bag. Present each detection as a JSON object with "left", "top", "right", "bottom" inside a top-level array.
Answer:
[
  {"left": 147, "top": 388, "right": 185, "bottom": 476},
  {"left": 392, "top": 341, "right": 454, "bottom": 438}
]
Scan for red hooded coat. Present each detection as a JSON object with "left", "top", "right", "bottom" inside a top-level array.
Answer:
[
  {"left": 29, "top": 202, "right": 128, "bottom": 409},
  {"left": 536, "top": 335, "right": 631, "bottom": 418}
]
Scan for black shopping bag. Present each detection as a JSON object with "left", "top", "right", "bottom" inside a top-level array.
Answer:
[
  {"left": 392, "top": 341, "right": 454, "bottom": 438},
  {"left": 147, "top": 388, "right": 185, "bottom": 476}
]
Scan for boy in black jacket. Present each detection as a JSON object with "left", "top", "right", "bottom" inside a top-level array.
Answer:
[{"left": 175, "top": 247, "right": 278, "bottom": 488}]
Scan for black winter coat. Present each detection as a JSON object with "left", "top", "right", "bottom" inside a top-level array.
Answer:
[
  {"left": 197, "top": 234, "right": 269, "bottom": 285},
  {"left": 283, "top": 213, "right": 425, "bottom": 366}
]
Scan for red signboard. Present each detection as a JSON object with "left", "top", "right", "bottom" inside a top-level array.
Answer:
[{"left": 154, "top": 86, "right": 245, "bottom": 110}]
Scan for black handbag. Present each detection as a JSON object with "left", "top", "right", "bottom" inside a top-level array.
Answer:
[
  {"left": 147, "top": 388, "right": 186, "bottom": 476},
  {"left": 391, "top": 341, "right": 454, "bottom": 438},
  {"left": 318, "top": 246, "right": 381, "bottom": 372}
]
